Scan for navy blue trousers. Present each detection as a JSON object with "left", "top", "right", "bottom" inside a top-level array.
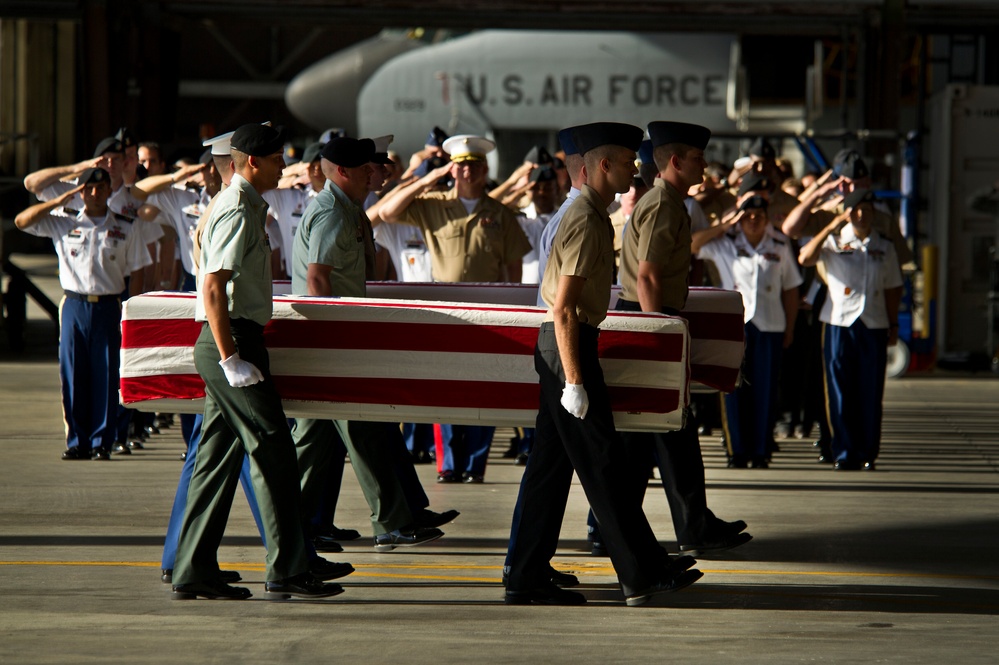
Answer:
[
  {"left": 59, "top": 297, "right": 120, "bottom": 452},
  {"left": 822, "top": 321, "right": 888, "bottom": 464},
  {"left": 722, "top": 322, "right": 783, "bottom": 461}
]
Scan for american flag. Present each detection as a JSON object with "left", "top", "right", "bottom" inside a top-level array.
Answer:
[{"left": 120, "top": 293, "right": 692, "bottom": 431}]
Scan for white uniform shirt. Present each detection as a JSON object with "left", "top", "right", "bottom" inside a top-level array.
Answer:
[
  {"left": 686, "top": 197, "right": 711, "bottom": 233},
  {"left": 263, "top": 187, "right": 310, "bottom": 272},
  {"left": 517, "top": 203, "right": 553, "bottom": 284},
  {"left": 40, "top": 179, "right": 164, "bottom": 246},
  {"left": 373, "top": 222, "right": 433, "bottom": 282},
  {"left": 818, "top": 226, "right": 903, "bottom": 329},
  {"left": 22, "top": 209, "right": 152, "bottom": 295},
  {"left": 149, "top": 186, "right": 204, "bottom": 275},
  {"left": 698, "top": 227, "right": 803, "bottom": 332}
]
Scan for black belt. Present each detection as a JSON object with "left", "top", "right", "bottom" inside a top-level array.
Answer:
[
  {"left": 615, "top": 298, "right": 679, "bottom": 316},
  {"left": 204, "top": 318, "right": 264, "bottom": 333},
  {"left": 64, "top": 290, "right": 119, "bottom": 303}
]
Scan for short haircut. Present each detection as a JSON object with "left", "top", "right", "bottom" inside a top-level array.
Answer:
[
  {"left": 582, "top": 144, "right": 629, "bottom": 174},
  {"left": 639, "top": 162, "right": 658, "bottom": 189},
  {"left": 653, "top": 143, "right": 693, "bottom": 172},
  {"left": 229, "top": 148, "right": 248, "bottom": 171},
  {"left": 214, "top": 153, "right": 236, "bottom": 179}
]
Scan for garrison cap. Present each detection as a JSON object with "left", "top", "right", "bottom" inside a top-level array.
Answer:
[
  {"left": 320, "top": 127, "right": 347, "bottom": 144},
  {"left": 203, "top": 130, "right": 235, "bottom": 156},
  {"left": 198, "top": 148, "right": 213, "bottom": 165},
  {"left": 443, "top": 135, "right": 495, "bottom": 163},
  {"left": 93, "top": 137, "right": 124, "bottom": 158},
  {"left": 843, "top": 188, "right": 876, "bottom": 210},
  {"left": 301, "top": 141, "right": 324, "bottom": 165},
  {"left": 647, "top": 121, "right": 711, "bottom": 150},
  {"left": 739, "top": 195, "right": 769, "bottom": 213},
  {"left": 426, "top": 126, "right": 449, "bottom": 147},
  {"left": 833, "top": 149, "right": 869, "bottom": 180},
  {"left": 80, "top": 167, "right": 111, "bottom": 186},
  {"left": 637, "top": 140, "right": 654, "bottom": 165},
  {"left": 230, "top": 124, "right": 287, "bottom": 157},
  {"left": 524, "top": 145, "right": 554, "bottom": 166},
  {"left": 748, "top": 137, "right": 776, "bottom": 160},
  {"left": 115, "top": 127, "right": 138, "bottom": 148},
  {"left": 738, "top": 171, "right": 773, "bottom": 196},
  {"left": 321, "top": 137, "right": 375, "bottom": 168},
  {"left": 557, "top": 128, "right": 579, "bottom": 156},
  {"left": 570, "top": 122, "right": 644, "bottom": 155},
  {"left": 529, "top": 165, "right": 557, "bottom": 183}
]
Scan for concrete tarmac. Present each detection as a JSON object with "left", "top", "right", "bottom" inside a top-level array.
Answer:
[{"left": 1, "top": 255, "right": 997, "bottom": 664}]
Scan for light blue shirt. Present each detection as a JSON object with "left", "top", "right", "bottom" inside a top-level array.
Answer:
[{"left": 535, "top": 186, "right": 581, "bottom": 307}]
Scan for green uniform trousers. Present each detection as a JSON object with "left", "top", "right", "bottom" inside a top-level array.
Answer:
[
  {"left": 172, "top": 321, "right": 309, "bottom": 585},
  {"left": 293, "top": 418, "right": 413, "bottom": 536}
]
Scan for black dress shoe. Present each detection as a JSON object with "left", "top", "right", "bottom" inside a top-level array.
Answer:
[
  {"left": 817, "top": 454, "right": 833, "bottom": 464},
  {"left": 505, "top": 583, "right": 586, "bottom": 605},
  {"left": 625, "top": 569, "right": 703, "bottom": 607},
  {"left": 834, "top": 459, "right": 860, "bottom": 471},
  {"left": 862, "top": 460, "right": 876, "bottom": 471},
  {"left": 437, "top": 470, "right": 459, "bottom": 483},
  {"left": 501, "top": 447, "right": 519, "bottom": 459},
  {"left": 590, "top": 540, "right": 608, "bottom": 557},
  {"left": 309, "top": 557, "right": 355, "bottom": 580},
  {"left": 502, "top": 565, "right": 579, "bottom": 588},
  {"left": 126, "top": 439, "right": 144, "bottom": 450},
  {"left": 727, "top": 457, "right": 748, "bottom": 469},
  {"left": 718, "top": 519, "right": 747, "bottom": 534},
  {"left": 111, "top": 442, "right": 132, "bottom": 455},
  {"left": 179, "top": 451, "right": 188, "bottom": 461},
  {"left": 462, "top": 473, "right": 484, "bottom": 483},
  {"left": 679, "top": 531, "right": 753, "bottom": 557},
  {"left": 750, "top": 458, "right": 768, "bottom": 469},
  {"left": 312, "top": 535, "right": 345, "bottom": 553},
  {"left": 62, "top": 447, "right": 90, "bottom": 460},
  {"left": 326, "top": 525, "right": 361, "bottom": 541},
  {"left": 172, "top": 580, "right": 251, "bottom": 600},
  {"left": 373, "top": 527, "right": 444, "bottom": 552},
  {"left": 413, "top": 508, "right": 460, "bottom": 529},
  {"left": 514, "top": 453, "right": 529, "bottom": 466},
  {"left": 91, "top": 448, "right": 111, "bottom": 461},
  {"left": 162, "top": 568, "right": 241, "bottom": 584},
  {"left": 265, "top": 573, "right": 344, "bottom": 599}
]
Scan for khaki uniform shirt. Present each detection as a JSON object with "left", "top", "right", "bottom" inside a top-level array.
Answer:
[
  {"left": 766, "top": 188, "right": 800, "bottom": 227},
  {"left": 699, "top": 189, "right": 737, "bottom": 224},
  {"left": 540, "top": 185, "right": 615, "bottom": 327},
  {"left": 609, "top": 207, "right": 628, "bottom": 268},
  {"left": 195, "top": 175, "right": 273, "bottom": 325},
  {"left": 618, "top": 178, "right": 691, "bottom": 311},
  {"left": 395, "top": 188, "right": 531, "bottom": 283}
]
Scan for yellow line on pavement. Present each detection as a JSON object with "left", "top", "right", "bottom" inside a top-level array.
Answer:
[{"left": 0, "top": 560, "right": 996, "bottom": 583}]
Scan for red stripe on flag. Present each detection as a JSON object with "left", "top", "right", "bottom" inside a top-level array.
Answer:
[
  {"left": 122, "top": 319, "right": 202, "bottom": 347},
  {"left": 597, "top": 330, "right": 684, "bottom": 362},
  {"left": 689, "top": 364, "right": 741, "bottom": 393},
  {"left": 121, "top": 374, "right": 680, "bottom": 415},
  {"left": 683, "top": 312, "right": 745, "bottom": 342}
]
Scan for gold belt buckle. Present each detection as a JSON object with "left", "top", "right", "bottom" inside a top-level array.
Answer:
[{"left": 87, "top": 295, "right": 99, "bottom": 303}]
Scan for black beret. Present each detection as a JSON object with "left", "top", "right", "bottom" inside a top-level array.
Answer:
[
  {"left": 529, "top": 165, "right": 557, "bottom": 183},
  {"left": 569, "top": 122, "right": 644, "bottom": 155},
  {"left": 748, "top": 137, "right": 775, "bottom": 160},
  {"left": 648, "top": 121, "right": 711, "bottom": 150},
  {"left": 230, "top": 124, "right": 287, "bottom": 157},
  {"left": 833, "top": 150, "right": 869, "bottom": 180},
  {"left": 426, "top": 126, "right": 449, "bottom": 147},
  {"left": 557, "top": 128, "right": 579, "bottom": 156},
  {"left": 843, "top": 188, "right": 876, "bottom": 210},
  {"left": 115, "top": 127, "right": 138, "bottom": 148},
  {"left": 524, "top": 145, "right": 554, "bottom": 165},
  {"left": 738, "top": 171, "right": 773, "bottom": 196},
  {"left": 80, "top": 167, "right": 111, "bottom": 185},
  {"left": 198, "top": 149, "right": 213, "bottom": 165},
  {"left": 93, "top": 137, "right": 124, "bottom": 158},
  {"left": 321, "top": 137, "right": 375, "bottom": 168},
  {"left": 739, "top": 195, "right": 769, "bottom": 212},
  {"left": 301, "top": 142, "right": 324, "bottom": 165}
]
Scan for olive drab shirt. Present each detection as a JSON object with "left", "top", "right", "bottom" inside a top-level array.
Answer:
[
  {"left": 395, "top": 188, "right": 531, "bottom": 283},
  {"left": 195, "top": 174, "right": 273, "bottom": 326},
  {"left": 540, "top": 185, "right": 615, "bottom": 327},
  {"left": 618, "top": 178, "right": 692, "bottom": 311}
]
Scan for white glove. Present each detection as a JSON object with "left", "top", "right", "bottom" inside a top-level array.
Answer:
[
  {"left": 560, "top": 382, "right": 589, "bottom": 420},
  {"left": 219, "top": 353, "right": 264, "bottom": 388}
]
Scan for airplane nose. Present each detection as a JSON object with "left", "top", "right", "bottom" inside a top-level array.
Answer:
[{"left": 285, "top": 33, "right": 425, "bottom": 135}]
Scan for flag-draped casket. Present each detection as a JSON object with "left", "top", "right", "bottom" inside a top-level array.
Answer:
[{"left": 120, "top": 292, "right": 701, "bottom": 431}]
